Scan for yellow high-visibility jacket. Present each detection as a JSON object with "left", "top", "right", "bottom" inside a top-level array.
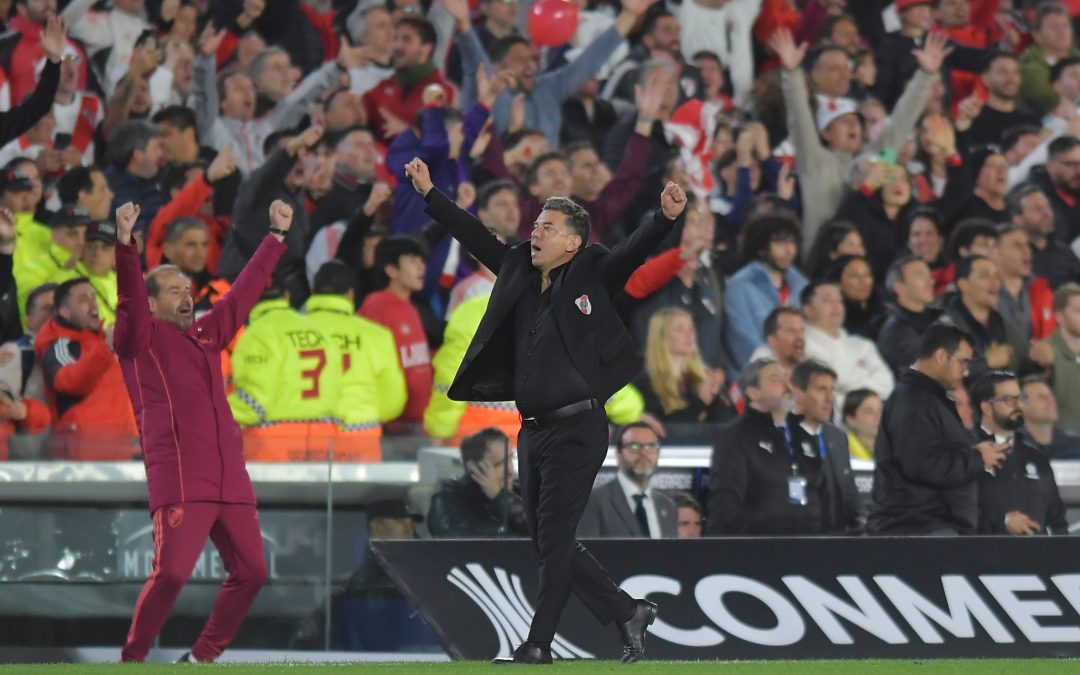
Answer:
[
  {"left": 304, "top": 293, "right": 407, "bottom": 427},
  {"left": 228, "top": 298, "right": 341, "bottom": 427},
  {"left": 50, "top": 262, "right": 118, "bottom": 326},
  {"left": 15, "top": 240, "right": 74, "bottom": 327}
]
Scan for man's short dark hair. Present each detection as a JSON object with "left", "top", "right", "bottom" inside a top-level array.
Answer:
[
  {"left": 970, "top": 369, "right": 1017, "bottom": 414},
  {"left": 885, "top": 253, "right": 923, "bottom": 290},
  {"left": 313, "top": 259, "right": 356, "bottom": 296},
  {"left": 947, "top": 218, "right": 999, "bottom": 260},
  {"left": 1051, "top": 55, "right": 1080, "bottom": 83},
  {"left": 152, "top": 105, "right": 198, "bottom": 136},
  {"left": 790, "top": 359, "right": 837, "bottom": 391},
  {"left": 1006, "top": 181, "right": 1045, "bottom": 215},
  {"left": 917, "top": 323, "right": 974, "bottom": 360},
  {"left": 160, "top": 163, "right": 194, "bottom": 195},
  {"left": 805, "top": 42, "right": 847, "bottom": 73},
  {"left": 477, "top": 179, "right": 517, "bottom": 211},
  {"left": 615, "top": 420, "right": 662, "bottom": 450},
  {"left": 738, "top": 357, "right": 776, "bottom": 402},
  {"left": 105, "top": 120, "right": 161, "bottom": 169},
  {"left": 641, "top": 6, "right": 675, "bottom": 36},
  {"left": 955, "top": 254, "right": 990, "bottom": 282},
  {"left": 1049, "top": 135, "right": 1080, "bottom": 159},
  {"left": 740, "top": 213, "right": 800, "bottom": 263},
  {"left": 490, "top": 34, "right": 530, "bottom": 63},
  {"left": 763, "top": 306, "right": 801, "bottom": 338},
  {"left": 982, "top": 50, "right": 1019, "bottom": 73},
  {"left": 54, "top": 277, "right": 91, "bottom": 311},
  {"left": 26, "top": 282, "right": 58, "bottom": 318},
  {"left": 460, "top": 427, "right": 509, "bottom": 465},
  {"left": 56, "top": 166, "right": 101, "bottom": 204},
  {"left": 1000, "top": 125, "right": 1042, "bottom": 154},
  {"left": 799, "top": 280, "right": 837, "bottom": 308},
  {"left": 164, "top": 216, "right": 207, "bottom": 244},
  {"left": 526, "top": 151, "right": 568, "bottom": 187},
  {"left": 502, "top": 128, "right": 545, "bottom": 152},
  {"left": 842, "top": 388, "right": 878, "bottom": 422},
  {"left": 375, "top": 235, "right": 427, "bottom": 275},
  {"left": 263, "top": 128, "right": 298, "bottom": 158},
  {"left": 670, "top": 491, "right": 702, "bottom": 514},
  {"left": 1032, "top": 0, "right": 1070, "bottom": 31},
  {"left": 540, "top": 196, "right": 590, "bottom": 244},
  {"left": 691, "top": 50, "right": 721, "bottom": 67},
  {"left": 398, "top": 16, "right": 438, "bottom": 48}
]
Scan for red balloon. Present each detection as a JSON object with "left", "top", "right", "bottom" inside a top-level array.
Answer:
[{"left": 528, "top": 0, "right": 579, "bottom": 47}]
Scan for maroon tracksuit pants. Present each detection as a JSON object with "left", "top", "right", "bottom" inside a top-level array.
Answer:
[{"left": 121, "top": 502, "right": 267, "bottom": 662}]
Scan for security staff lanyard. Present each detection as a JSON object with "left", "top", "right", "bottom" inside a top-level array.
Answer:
[{"left": 781, "top": 422, "right": 826, "bottom": 507}]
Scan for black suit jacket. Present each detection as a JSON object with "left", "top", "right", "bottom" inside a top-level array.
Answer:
[{"left": 423, "top": 189, "right": 681, "bottom": 403}]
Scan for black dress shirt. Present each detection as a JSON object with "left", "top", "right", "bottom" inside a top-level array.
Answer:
[{"left": 513, "top": 263, "right": 593, "bottom": 416}]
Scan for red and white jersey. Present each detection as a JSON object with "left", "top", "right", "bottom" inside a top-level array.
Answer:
[{"left": 52, "top": 91, "right": 102, "bottom": 162}]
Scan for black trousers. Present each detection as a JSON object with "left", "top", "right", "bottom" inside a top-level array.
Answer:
[{"left": 517, "top": 407, "right": 636, "bottom": 644}]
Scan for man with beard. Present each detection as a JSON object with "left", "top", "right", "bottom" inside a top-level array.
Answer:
[
  {"left": 578, "top": 421, "right": 678, "bottom": 539},
  {"left": 957, "top": 147, "right": 1011, "bottom": 223},
  {"left": 996, "top": 225, "right": 1054, "bottom": 341},
  {"left": 1029, "top": 136, "right": 1080, "bottom": 245},
  {"left": 1008, "top": 182, "right": 1080, "bottom": 290},
  {"left": 724, "top": 213, "right": 808, "bottom": 370},
  {"left": 113, "top": 199, "right": 291, "bottom": 663},
  {"left": 869, "top": 324, "right": 1009, "bottom": 535},
  {"left": 972, "top": 371, "right": 1068, "bottom": 536},
  {"left": 965, "top": 52, "right": 1044, "bottom": 147}
]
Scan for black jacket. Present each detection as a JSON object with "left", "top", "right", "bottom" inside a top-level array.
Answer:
[
  {"left": 219, "top": 148, "right": 310, "bottom": 307},
  {"left": 705, "top": 408, "right": 859, "bottom": 535},
  {"left": 0, "top": 60, "right": 58, "bottom": 147},
  {"left": 1029, "top": 166, "right": 1080, "bottom": 245},
  {"left": 940, "top": 293, "right": 1032, "bottom": 380},
  {"left": 0, "top": 252, "right": 19, "bottom": 343},
  {"left": 876, "top": 304, "right": 943, "bottom": 375},
  {"left": 308, "top": 172, "right": 374, "bottom": 247},
  {"left": 834, "top": 190, "right": 914, "bottom": 284},
  {"left": 423, "top": 188, "right": 681, "bottom": 404},
  {"left": 426, "top": 476, "right": 529, "bottom": 538},
  {"left": 974, "top": 428, "right": 1068, "bottom": 535},
  {"left": 869, "top": 368, "right": 984, "bottom": 534},
  {"left": 560, "top": 97, "right": 617, "bottom": 152}
]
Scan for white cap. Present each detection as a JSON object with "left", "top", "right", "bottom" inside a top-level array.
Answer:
[{"left": 815, "top": 96, "right": 860, "bottom": 132}]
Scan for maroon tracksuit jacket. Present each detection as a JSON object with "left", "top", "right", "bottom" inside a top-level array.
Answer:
[{"left": 114, "top": 235, "right": 286, "bottom": 512}]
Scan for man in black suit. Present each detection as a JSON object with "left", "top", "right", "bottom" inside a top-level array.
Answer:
[
  {"left": 405, "top": 157, "right": 686, "bottom": 665},
  {"left": 578, "top": 422, "right": 679, "bottom": 539}
]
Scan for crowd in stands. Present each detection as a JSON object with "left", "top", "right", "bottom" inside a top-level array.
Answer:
[{"left": 1, "top": 0, "right": 1080, "bottom": 537}]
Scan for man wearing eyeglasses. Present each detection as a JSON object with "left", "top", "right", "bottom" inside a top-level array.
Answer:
[
  {"left": 578, "top": 421, "right": 678, "bottom": 539},
  {"left": 971, "top": 370, "right": 1067, "bottom": 535},
  {"left": 869, "top": 324, "right": 1010, "bottom": 535}
]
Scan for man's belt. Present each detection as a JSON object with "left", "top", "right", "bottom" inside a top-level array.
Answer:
[{"left": 520, "top": 398, "right": 600, "bottom": 429}]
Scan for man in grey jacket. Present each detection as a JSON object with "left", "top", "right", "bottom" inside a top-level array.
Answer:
[
  {"left": 444, "top": 0, "right": 657, "bottom": 145},
  {"left": 191, "top": 27, "right": 359, "bottom": 175},
  {"left": 578, "top": 422, "right": 678, "bottom": 539},
  {"left": 768, "top": 28, "right": 948, "bottom": 250}
]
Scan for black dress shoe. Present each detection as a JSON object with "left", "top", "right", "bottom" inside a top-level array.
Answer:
[
  {"left": 617, "top": 599, "right": 658, "bottom": 664},
  {"left": 492, "top": 642, "right": 553, "bottom": 664}
]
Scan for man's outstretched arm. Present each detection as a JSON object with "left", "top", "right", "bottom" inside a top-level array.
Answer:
[
  {"left": 200, "top": 201, "right": 290, "bottom": 346},
  {"left": 113, "top": 202, "right": 151, "bottom": 359},
  {"left": 409, "top": 157, "right": 510, "bottom": 275}
]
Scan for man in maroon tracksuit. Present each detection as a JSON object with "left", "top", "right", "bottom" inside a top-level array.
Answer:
[{"left": 113, "top": 199, "right": 293, "bottom": 663}]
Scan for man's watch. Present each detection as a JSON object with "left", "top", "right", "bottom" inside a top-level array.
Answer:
[{"left": 270, "top": 226, "right": 288, "bottom": 237}]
